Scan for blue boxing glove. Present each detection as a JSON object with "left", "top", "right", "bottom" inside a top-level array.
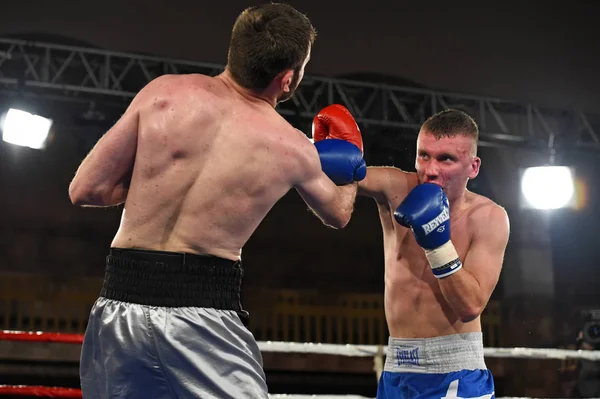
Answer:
[
  {"left": 312, "top": 104, "right": 366, "bottom": 185},
  {"left": 314, "top": 139, "right": 366, "bottom": 185},
  {"left": 394, "top": 183, "right": 462, "bottom": 278}
]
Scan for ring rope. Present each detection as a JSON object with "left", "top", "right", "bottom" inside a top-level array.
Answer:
[
  {"left": 0, "top": 385, "right": 82, "bottom": 397},
  {"left": 2, "top": 330, "right": 599, "bottom": 361},
  {"left": 0, "top": 330, "right": 83, "bottom": 344},
  {"left": 0, "top": 388, "right": 584, "bottom": 399},
  {"left": 267, "top": 396, "right": 580, "bottom": 399},
  {"left": 0, "top": 331, "right": 594, "bottom": 399},
  {"left": 257, "top": 340, "right": 600, "bottom": 360}
]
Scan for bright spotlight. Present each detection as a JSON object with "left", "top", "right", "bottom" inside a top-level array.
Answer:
[
  {"left": 1, "top": 108, "right": 53, "bottom": 150},
  {"left": 520, "top": 166, "right": 575, "bottom": 210}
]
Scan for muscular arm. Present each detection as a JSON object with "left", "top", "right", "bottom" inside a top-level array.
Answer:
[
  {"left": 359, "top": 166, "right": 412, "bottom": 201},
  {"left": 358, "top": 167, "right": 414, "bottom": 235},
  {"left": 293, "top": 143, "right": 358, "bottom": 229},
  {"left": 438, "top": 205, "right": 510, "bottom": 322},
  {"left": 69, "top": 94, "right": 143, "bottom": 207},
  {"left": 358, "top": 167, "right": 388, "bottom": 203}
]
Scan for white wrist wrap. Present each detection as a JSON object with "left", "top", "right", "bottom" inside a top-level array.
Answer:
[{"left": 424, "top": 241, "right": 463, "bottom": 279}]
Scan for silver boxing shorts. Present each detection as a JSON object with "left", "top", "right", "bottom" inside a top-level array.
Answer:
[{"left": 79, "top": 248, "right": 268, "bottom": 399}]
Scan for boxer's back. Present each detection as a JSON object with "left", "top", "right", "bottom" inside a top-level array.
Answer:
[{"left": 111, "top": 74, "right": 307, "bottom": 260}]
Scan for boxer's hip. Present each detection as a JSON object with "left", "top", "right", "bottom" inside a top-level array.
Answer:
[
  {"left": 80, "top": 248, "right": 267, "bottom": 398},
  {"left": 80, "top": 298, "right": 267, "bottom": 398},
  {"left": 100, "top": 247, "right": 246, "bottom": 315},
  {"left": 377, "top": 333, "right": 494, "bottom": 399},
  {"left": 383, "top": 332, "right": 487, "bottom": 374}
]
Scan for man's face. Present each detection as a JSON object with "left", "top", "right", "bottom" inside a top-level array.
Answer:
[
  {"left": 415, "top": 130, "right": 480, "bottom": 202},
  {"left": 277, "top": 48, "right": 311, "bottom": 103}
]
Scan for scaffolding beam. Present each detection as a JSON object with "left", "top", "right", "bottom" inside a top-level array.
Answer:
[{"left": 1, "top": 37, "right": 598, "bottom": 151}]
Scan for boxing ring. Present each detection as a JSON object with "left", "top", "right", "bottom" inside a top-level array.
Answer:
[{"left": 1, "top": 330, "right": 599, "bottom": 398}]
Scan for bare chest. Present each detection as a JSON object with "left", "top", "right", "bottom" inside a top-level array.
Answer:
[{"left": 393, "top": 213, "right": 473, "bottom": 277}]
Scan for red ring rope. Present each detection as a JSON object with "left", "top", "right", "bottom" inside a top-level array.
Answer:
[
  {"left": 0, "top": 385, "right": 82, "bottom": 397},
  {"left": 0, "top": 331, "right": 83, "bottom": 344},
  {"left": 0, "top": 331, "right": 83, "bottom": 397}
]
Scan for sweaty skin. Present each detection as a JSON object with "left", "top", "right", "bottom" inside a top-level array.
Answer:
[
  {"left": 359, "top": 132, "right": 509, "bottom": 338},
  {"left": 69, "top": 73, "right": 357, "bottom": 261}
]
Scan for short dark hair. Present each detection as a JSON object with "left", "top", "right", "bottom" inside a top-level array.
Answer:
[
  {"left": 226, "top": 3, "right": 316, "bottom": 90},
  {"left": 422, "top": 109, "right": 479, "bottom": 150}
]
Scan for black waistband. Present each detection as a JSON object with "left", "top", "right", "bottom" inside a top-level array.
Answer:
[{"left": 100, "top": 248, "right": 244, "bottom": 311}]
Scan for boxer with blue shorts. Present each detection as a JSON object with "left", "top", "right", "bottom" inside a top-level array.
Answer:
[
  {"left": 377, "top": 334, "right": 494, "bottom": 399},
  {"left": 357, "top": 110, "right": 510, "bottom": 399}
]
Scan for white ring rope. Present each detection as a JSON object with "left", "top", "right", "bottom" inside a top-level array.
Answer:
[
  {"left": 4, "top": 331, "right": 594, "bottom": 361},
  {"left": 1, "top": 331, "right": 597, "bottom": 361},
  {"left": 268, "top": 396, "right": 371, "bottom": 399},
  {"left": 267, "top": 396, "right": 593, "bottom": 399},
  {"left": 1, "top": 332, "right": 598, "bottom": 399},
  {"left": 482, "top": 346, "right": 600, "bottom": 361},
  {"left": 257, "top": 341, "right": 600, "bottom": 361},
  {"left": 258, "top": 342, "right": 378, "bottom": 357}
]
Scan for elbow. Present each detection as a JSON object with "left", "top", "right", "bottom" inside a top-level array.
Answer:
[
  {"left": 330, "top": 210, "right": 352, "bottom": 229},
  {"left": 321, "top": 213, "right": 350, "bottom": 230},
  {"left": 322, "top": 218, "right": 344, "bottom": 230},
  {"left": 331, "top": 219, "right": 350, "bottom": 230},
  {"left": 458, "top": 312, "right": 479, "bottom": 324},
  {"left": 68, "top": 181, "right": 105, "bottom": 207},
  {"left": 68, "top": 180, "right": 87, "bottom": 206},
  {"left": 68, "top": 181, "right": 82, "bottom": 205},
  {"left": 457, "top": 304, "right": 484, "bottom": 323}
]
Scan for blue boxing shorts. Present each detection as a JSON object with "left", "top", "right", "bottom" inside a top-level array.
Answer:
[
  {"left": 79, "top": 248, "right": 268, "bottom": 399},
  {"left": 377, "top": 333, "right": 494, "bottom": 399}
]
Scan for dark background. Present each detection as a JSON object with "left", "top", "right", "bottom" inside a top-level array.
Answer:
[
  {"left": 2, "top": 0, "right": 599, "bottom": 301},
  {"left": 0, "top": 3, "right": 599, "bottom": 395}
]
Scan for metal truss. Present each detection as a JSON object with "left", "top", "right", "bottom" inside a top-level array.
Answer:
[{"left": 1, "top": 37, "right": 598, "bottom": 151}]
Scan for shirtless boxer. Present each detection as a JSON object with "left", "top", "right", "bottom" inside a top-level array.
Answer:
[
  {"left": 69, "top": 4, "right": 366, "bottom": 399},
  {"left": 358, "top": 109, "right": 510, "bottom": 398}
]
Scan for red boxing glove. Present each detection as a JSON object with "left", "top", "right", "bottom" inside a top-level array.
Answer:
[{"left": 312, "top": 104, "right": 363, "bottom": 153}]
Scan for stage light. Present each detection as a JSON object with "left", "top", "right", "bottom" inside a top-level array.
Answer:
[
  {"left": 1, "top": 108, "right": 53, "bottom": 150},
  {"left": 520, "top": 165, "right": 575, "bottom": 210}
]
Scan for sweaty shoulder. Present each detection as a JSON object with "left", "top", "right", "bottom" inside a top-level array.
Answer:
[
  {"left": 287, "top": 128, "right": 321, "bottom": 185},
  {"left": 125, "top": 74, "right": 220, "bottom": 115},
  {"left": 466, "top": 193, "right": 510, "bottom": 235}
]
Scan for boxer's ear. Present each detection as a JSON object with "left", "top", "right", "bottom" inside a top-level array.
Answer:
[
  {"left": 280, "top": 69, "right": 295, "bottom": 93},
  {"left": 468, "top": 156, "right": 481, "bottom": 179}
]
